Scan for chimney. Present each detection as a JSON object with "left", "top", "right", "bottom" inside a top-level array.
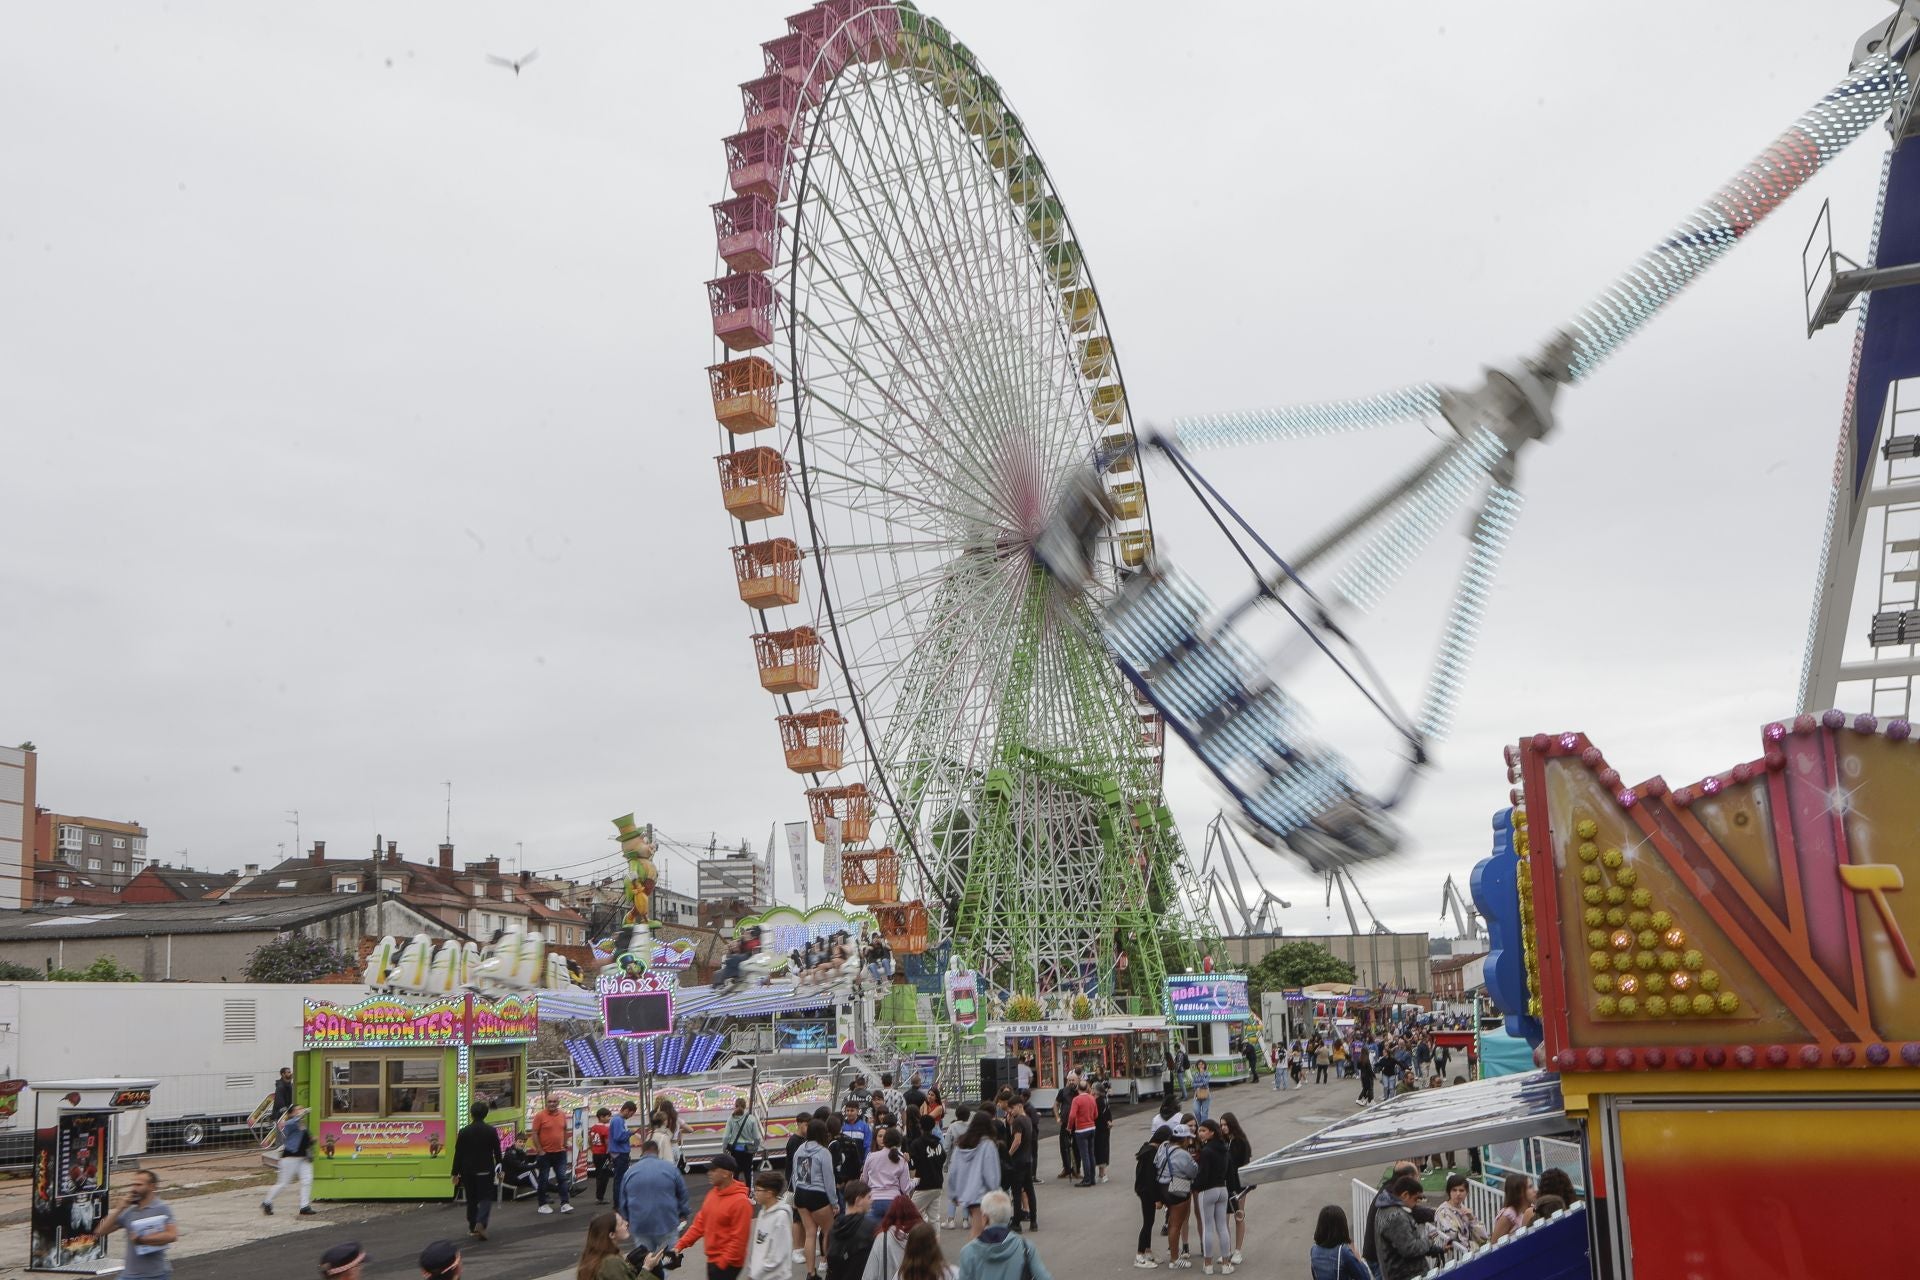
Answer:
[
  {"left": 386, "top": 840, "right": 400, "bottom": 865},
  {"left": 519, "top": 869, "right": 532, "bottom": 887},
  {"left": 244, "top": 864, "right": 258, "bottom": 877},
  {"left": 309, "top": 840, "right": 327, "bottom": 863},
  {"left": 438, "top": 842, "right": 454, "bottom": 872}
]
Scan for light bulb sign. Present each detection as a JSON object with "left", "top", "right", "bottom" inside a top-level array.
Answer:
[{"left": 1164, "top": 973, "right": 1250, "bottom": 1023}]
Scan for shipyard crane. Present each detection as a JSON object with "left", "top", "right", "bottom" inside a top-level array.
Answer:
[
  {"left": 1199, "top": 813, "right": 1293, "bottom": 935},
  {"left": 1325, "top": 867, "right": 1389, "bottom": 936},
  {"left": 1440, "top": 874, "right": 1483, "bottom": 940}
]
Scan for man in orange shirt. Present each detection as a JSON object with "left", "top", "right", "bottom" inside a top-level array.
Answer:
[
  {"left": 656, "top": 1154, "right": 752, "bottom": 1280},
  {"left": 529, "top": 1095, "right": 573, "bottom": 1214}
]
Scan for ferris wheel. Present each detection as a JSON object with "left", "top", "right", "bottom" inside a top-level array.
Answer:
[{"left": 703, "top": 2, "right": 1209, "bottom": 1004}]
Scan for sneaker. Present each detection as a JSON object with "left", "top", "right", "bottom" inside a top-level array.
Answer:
[
  {"left": 1099, "top": 1173, "right": 1109, "bottom": 1184},
  {"left": 298, "top": 1207, "right": 316, "bottom": 1217},
  {"left": 474, "top": 1226, "right": 488, "bottom": 1241},
  {"left": 1170, "top": 1259, "right": 1192, "bottom": 1270},
  {"left": 537, "top": 1204, "right": 554, "bottom": 1215},
  {"left": 792, "top": 1250, "right": 806, "bottom": 1265},
  {"left": 1134, "top": 1258, "right": 1157, "bottom": 1269},
  {"left": 560, "top": 1204, "right": 574, "bottom": 1214},
  {"left": 1203, "top": 1265, "right": 1216, "bottom": 1275},
  {"left": 1229, "top": 1253, "right": 1242, "bottom": 1265},
  {"left": 260, "top": 1202, "right": 273, "bottom": 1216},
  {"left": 1221, "top": 1266, "right": 1235, "bottom": 1275}
]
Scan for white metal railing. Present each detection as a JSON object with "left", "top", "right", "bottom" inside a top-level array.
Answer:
[
  {"left": 1536, "top": 1137, "right": 1586, "bottom": 1191},
  {"left": 1351, "top": 1177, "right": 1374, "bottom": 1246}
]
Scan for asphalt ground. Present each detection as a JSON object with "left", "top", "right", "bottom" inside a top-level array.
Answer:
[{"left": 178, "top": 1071, "right": 1383, "bottom": 1280}]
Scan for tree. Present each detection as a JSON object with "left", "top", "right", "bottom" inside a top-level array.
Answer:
[
  {"left": 245, "top": 933, "right": 352, "bottom": 984},
  {"left": 0, "top": 959, "right": 44, "bottom": 981},
  {"left": 1246, "top": 941, "right": 1356, "bottom": 1005},
  {"left": 48, "top": 955, "right": 142, "bottom": 982}
]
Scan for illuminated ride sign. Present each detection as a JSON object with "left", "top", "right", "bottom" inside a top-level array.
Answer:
[
  {"left": 300, "top": 994, "right": 540, "bottom": 1049},
  {"left": 597, "top": 971, "right": 675, "bottom": 1040},
  {"left": 1165, "top": 973, "right": 1251, "bottom": 1023}
]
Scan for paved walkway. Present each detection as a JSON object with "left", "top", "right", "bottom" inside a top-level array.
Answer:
[{"left": 24, "top": 1072, "right": 1383, "bottom": 1280}]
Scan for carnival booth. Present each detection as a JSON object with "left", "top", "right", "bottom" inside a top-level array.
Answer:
[
  {"left": 1164, "top": 973, "right": 1253, "bottom": 1083},
  {"left": 990, "top": 1012, "right": 1172, "bottom": 1104},
  {"left": 298, "top": 985, "right": 536, "bottom": 1200}
]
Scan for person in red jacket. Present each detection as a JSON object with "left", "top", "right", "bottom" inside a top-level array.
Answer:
[
  {"left": 658, "top": 1154, "right": 753, "bottom": 1280},
  {"left": 1067, "top": 1088, "right": 1099, "bottom": 1188}
]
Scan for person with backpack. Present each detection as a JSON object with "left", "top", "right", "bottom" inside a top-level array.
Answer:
[
  {"left": 1154, "top": 1129, "right": 1199, "bottom": 1270},
  {"left": 1133, "top": 1127, "right": 1172, "bottom": 1268},
  {"left": 721, "top": 1099, "right": 761, "bottom": 1180},
  {"left": 826, "top": 1181, "right": 878, "bottom": 1280},
  {"left": 956, "top": 1191, "right": 1054, "bottom": 1280}
]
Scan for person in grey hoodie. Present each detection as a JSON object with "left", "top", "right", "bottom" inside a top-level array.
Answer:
[
  {"left": 957, "top": 1192, "right": 1053, "bottom": 1280},
  {"left": 946, "top": 1113, "right": 1002, "bottom": 1239},
  {"left": 940, "top": 1106, "right": 972, "bottom": 1228}
]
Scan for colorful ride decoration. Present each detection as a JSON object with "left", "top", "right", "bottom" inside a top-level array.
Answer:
[
  {"left": 295, "top": 992, "right": 536, "bottom": 1201},
  {"left": 698, "top": 0, "right": 1214, "bottom": 1014},
  {"left": 613, "top": 813, "right": 658, "bottom": 927},
  {"left": 1489, "top": 714, "right": 1920, "bottom": 1071},
  {"left": 1474, "top": 712, "right": 1920, "bottom": 1276}
]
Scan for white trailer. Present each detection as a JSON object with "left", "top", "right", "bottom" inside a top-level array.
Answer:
[{"left": 0, "top": 981, "right": 365, "bottom": 1163}]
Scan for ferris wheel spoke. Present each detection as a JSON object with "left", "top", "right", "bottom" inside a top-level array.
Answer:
[{"left": 810, "top": 72, "right": 1079, "bottom": 500}]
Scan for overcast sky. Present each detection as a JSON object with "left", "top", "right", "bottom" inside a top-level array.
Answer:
[{"left": 1, "top": 1, "right": 1896, "bottom": 936}]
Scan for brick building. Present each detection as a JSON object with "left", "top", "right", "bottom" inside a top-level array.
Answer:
[
  {"left": 120, "top": 864, "right": 241, "bottom": 904},
  {"left": 229, "top": 841, "right": 590, "bottom": 949}
]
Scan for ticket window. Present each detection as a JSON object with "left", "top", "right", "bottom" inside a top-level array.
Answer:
[
  {"left": 1068, "top": 1036, "right": 1110, "bottom": 1080},
  {"left": 325, "top": 1052, "right": 445, "bottom": 1119},
  {"left": 472, "top": 1054, "right": 523, "bottom": 1117}
]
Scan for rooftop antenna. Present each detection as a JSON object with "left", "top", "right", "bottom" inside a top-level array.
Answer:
[
  {"left": 444, "top": 781, "right": 453, "bottom": 844},
  {"left": 285, "top": 809, "right": 301, "bottom": 859},
  {"left": 515, "top": 841, "right": 524, "bottom": 873}
]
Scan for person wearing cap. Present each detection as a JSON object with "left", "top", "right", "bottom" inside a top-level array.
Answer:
[
  {"left": 263, "top": 1105, "right": 317, "bottom": 1217},
  {"left": 655, "top": 1154, "right": 752, "bottom": 1280},
  {"left": 318, "top": 1241, "right": 364, "bottom": 1280},
  {"left": 418, "top": 1239, "right": 461, "bottom": 1280}
]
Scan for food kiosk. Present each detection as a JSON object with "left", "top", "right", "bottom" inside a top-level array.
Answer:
[
  {"left": 296, "top": 992, "right": 536, "bottom": 1200},
  {"left": 990, "top": 1013, "right": 1172, "bottom": 1104},
  {"left": 27, "top": 1078, "right": 156, "bottom": 1274},
  {"left": 1164, "top": 973, "right": 1254, "bottom": 1082}
]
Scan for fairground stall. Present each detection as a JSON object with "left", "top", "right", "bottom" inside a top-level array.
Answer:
[
  {"left": 1164, "top": 972, "right": 1254, "bottom": 1083},
  {"left": 988, "top": 1012, "right": 1173, "bottom": 1104},
  {"left": 27, "top": 1078, "right": 156, "bottom": 1274},
  {"left": 296, "top": 990, "right": 536, "bottom": 1200}
]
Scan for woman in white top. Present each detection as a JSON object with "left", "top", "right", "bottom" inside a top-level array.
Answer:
[{"left": 648, "top": 1098, "right": 681, "bottom": 1170}]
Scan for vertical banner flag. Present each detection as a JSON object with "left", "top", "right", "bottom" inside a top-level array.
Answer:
[
  {"left": 823, "top": 817, "right": 843, "bottom": 893},
  {"left": 785, "top": 821, "right": 809, "bottom": 899},
  {"left": 944, "top": 968, "right": 980, "bottom": 1031},
  {"left": 765, "top": 823, "right": 777, "bottom": 893}
]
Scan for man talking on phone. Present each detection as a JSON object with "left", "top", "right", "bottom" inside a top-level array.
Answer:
[{"left": 98, "top": 1169, "right": 179, "bottom": 1280}]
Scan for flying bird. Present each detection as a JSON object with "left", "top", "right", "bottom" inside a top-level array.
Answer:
[{"left": 486, "top": 48, "right": 539, "bottom": 76}]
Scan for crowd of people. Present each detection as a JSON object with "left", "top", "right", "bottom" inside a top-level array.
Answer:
[
  {"left": 242, "top": 1019, "right": 1566, "bottom": 1280},
  {"left": 1307, "top": 1162, "right": 1578, "bottom": 1279},
  {"left": 1266, "top": 1025, "right": 1473, "bottom": 1110}
]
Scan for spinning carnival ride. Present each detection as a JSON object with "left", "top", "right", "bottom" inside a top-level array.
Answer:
[
  {"left": 702, "top": 2, "right": 1917, "bottom": 1007},
  {"left": 703, "top": 2, "right": 1212, "bottom": 1006}
]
